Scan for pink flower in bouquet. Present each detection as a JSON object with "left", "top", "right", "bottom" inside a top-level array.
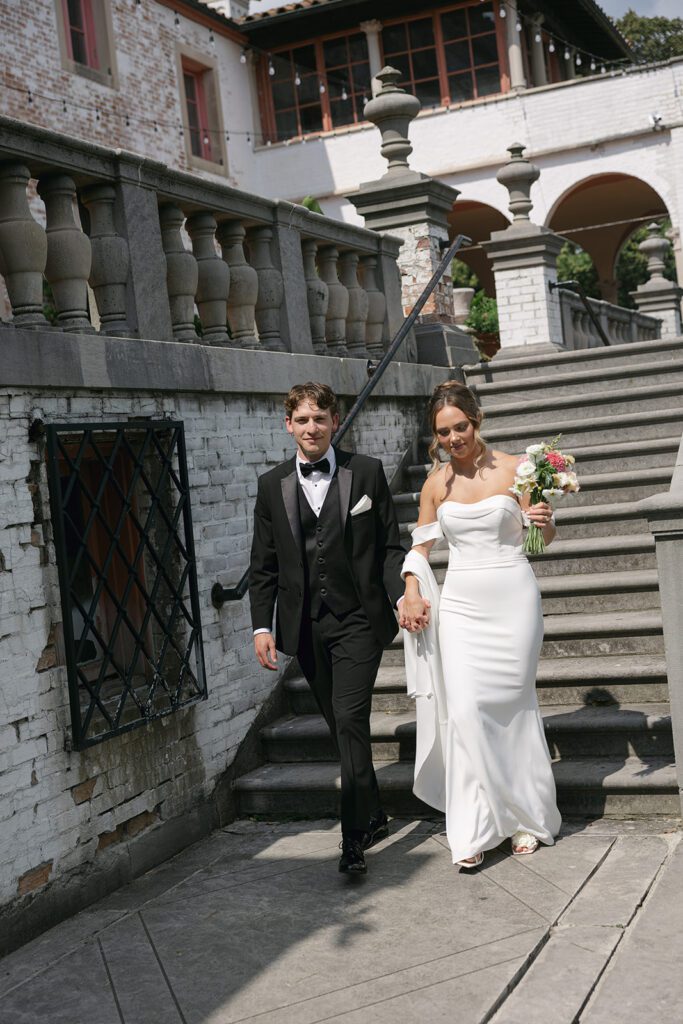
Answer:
[{"left": 545, "top": 451, "right": 567, "bottom": 472}]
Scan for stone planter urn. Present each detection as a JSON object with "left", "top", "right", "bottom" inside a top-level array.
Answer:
[{"left": 452, "top": 287, "right": 475, "bottom": 325}]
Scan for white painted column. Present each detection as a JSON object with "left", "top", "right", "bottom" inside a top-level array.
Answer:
[
  {"left": 505, "top": 0, "right": 527, "bottom": 91},
  {"left": 360, "top": 20, "right": 384, "bottom": 97},
  {"left": 530, "top": 15, "right": 548, "bottom": 87}
]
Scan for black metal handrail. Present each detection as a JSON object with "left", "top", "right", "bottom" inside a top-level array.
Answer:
[
  {"left": 549, "top": 278, "right": 611, "bottom": 348},
  {"left": 212, "top": 233, "right": 472, "bottom": 607}
]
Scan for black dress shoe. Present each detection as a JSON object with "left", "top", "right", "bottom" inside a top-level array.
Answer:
[
  {"left": 363, "top": 810, "right": 389, "bottom": 850},
  {"left": 338, "top": 834, "right": 367, "bottom": 874}
]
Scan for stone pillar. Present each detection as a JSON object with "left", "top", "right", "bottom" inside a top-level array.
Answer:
[
  {"left": 272, "top": 203, "right": 315, "bottom": 354},
  {"left": 247, "top": 224, "right": 286, "bottom": 352},
  {"left": 530, "top": 15, "right": 548, "bottom": 87},
  {"left": 158, "top": 203, "right": 199, "bottom": 343},
  {"left": 506, "top": 0, "right": 527, "bottom": 91},
  {"left": 37, "top": 173, "right": 95, "bottom": 334},
  {"left": 482, "top": 143, "right": 566, "bottom": 355},
  {"left": 563, "top": 46, "right": 577, "bottom": 80},
  {"left": 360, "top": 253, "right": 386, "bottom": 357},
  {"left": 186, "top": 211, "right": 230, "bottom": 346},
  {"left": 81, "top": 184, "right": 131, "bottom": 338},
  {"left": 217, "top": 220, "right": 259, "bottom": 349},
  {"left": 318, "top": 246, "right": 349, "bottom": 356},
  {"left": 339, "top": 251, "right": 369, "bottom": 357},
  {"left": 0, "top": 162, "right": 48, "bottom": 329},
  {"left": 301, "top": 239, "right": 328, "bottom": 356},
  {"left": 360, "top": 20, "right": 384, "bottom": 97},
  {"left": 631, "top": 223, "right": 682, "bottom": 338}
]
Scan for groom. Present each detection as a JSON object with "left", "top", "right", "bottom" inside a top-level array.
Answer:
[{"left": 249, "top": 381, "right": 408, "bottom": 874}]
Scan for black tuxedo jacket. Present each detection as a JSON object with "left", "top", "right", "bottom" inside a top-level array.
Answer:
[{"left": 249, "top": 448, "right": 406, "bottom": 655}]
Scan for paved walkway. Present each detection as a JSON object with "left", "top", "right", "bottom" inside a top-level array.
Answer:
[{"left": 1, "top": 816, "right": 682, "bottom": 1024}]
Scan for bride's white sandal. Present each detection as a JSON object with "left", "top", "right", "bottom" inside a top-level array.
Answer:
[
  {"left": 456, "top": 852, "right": 484, "bottom": 869},
  {"left": 511, "top": 831, "right": 539, "bottom": 856}
]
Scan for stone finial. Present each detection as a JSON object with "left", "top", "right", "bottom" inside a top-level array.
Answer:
[
  {"left": 363, "top": 66, "right": 421, "bottom": 178},
  {"left": 639, "top": 222, "right": 670, "bottom": 283},
  {"left": 497, "top": 143, "right": 540, "bottom": 223}
]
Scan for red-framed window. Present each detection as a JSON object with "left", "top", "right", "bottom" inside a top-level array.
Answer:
[
  {"left": 62, "top": 0, "right": 99, "bottom": 69},
  {"left": 381, "top": 1, "right": 504, "bottom": 107},
  {"left": 261, "top": 32, "right": 371, "bottom": 142},
  {"left": 182, "top": 62, "right": 214, "bottom": 162}
]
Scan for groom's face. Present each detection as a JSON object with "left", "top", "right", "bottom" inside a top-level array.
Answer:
[{"left": 286, "top": 399, "right": 339, "bottom": 461}]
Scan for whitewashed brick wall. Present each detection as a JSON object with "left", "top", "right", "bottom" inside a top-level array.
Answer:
[{"left": 496, "top": 263, "right": 562, "bottom": 349}]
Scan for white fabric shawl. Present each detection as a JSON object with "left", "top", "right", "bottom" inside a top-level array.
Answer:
[{"left": 401, "top": 521, "right": 448, "bottom": 813}]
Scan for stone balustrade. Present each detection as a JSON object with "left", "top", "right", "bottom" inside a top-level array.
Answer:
[
  {"left": 0, "top": 116, "right": 405, "bottom": 358},
  {"left": 559, "top": 291, "right": 661, "bottom": 349}
]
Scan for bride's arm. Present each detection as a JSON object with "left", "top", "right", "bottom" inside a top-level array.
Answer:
[{"left": 401, "top": 475, "right": 439, "bottom": 630}]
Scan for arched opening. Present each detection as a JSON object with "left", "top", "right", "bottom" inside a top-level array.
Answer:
[
  {"left": 547, "top": 174, "right": 669, "bottom": 304},
  {"left": 448, "top": 199, "right": 509, "bottom": 296}
]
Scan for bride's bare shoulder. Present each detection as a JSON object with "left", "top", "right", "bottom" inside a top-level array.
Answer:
[
  {"left": 492, "top": 450, "right": 520, "bottom": 469},
  {"left": 421, "top": 464, "right": 446, "bottom": 500}
]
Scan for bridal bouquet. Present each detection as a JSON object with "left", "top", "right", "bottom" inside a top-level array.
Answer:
[{"left": 510, "top": 437, "right": 579, "bottom": 555}]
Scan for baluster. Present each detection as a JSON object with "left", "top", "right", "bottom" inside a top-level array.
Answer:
[
  {"left": 158, "top": 203, "right": 198, "bottom": 343},
  {"left": 247, "top": 225, "right": 286, "bottom": 352},
  {"left": 0, "top": 162, "right": 48, "bottom": 328},
  {"left": 339, "top": 251, "right": 369, "bottom": 357},
  {"left": 318, "top": 245, "right": 349, "bottom": 356},
  {"left": 80, "top": 183, "right": 131, "bottom": 337},
  {"left": 186, "top": 211, "right": 230, "bottom": 346},
  {"left": 360, "top": 254, "right": 386, "bottom": 357},
  {"left": 301, "top": 238, "right": 328, "bottom": 356},
  {"left": 216, "top": 220, "right": 259, "bottom": 349},
  {"left": 37, "top": 173, "right": 94, "bottom": 333}
]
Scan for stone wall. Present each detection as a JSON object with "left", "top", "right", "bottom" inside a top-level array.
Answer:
[{"left": 0, "top": 332, "right": 443, "bottom": 952}]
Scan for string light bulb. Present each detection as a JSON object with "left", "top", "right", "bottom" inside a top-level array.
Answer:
[
  {"left": 576, "top": 53, "right": 582, "bottom": 66},
  {"left": 341, "top": 87, "right": 348, "bottom": 101},
  {"left": 564, "top": 47, "right": 570, "bottom": 60},
  {"left": 548, "top": 38, "right": 555, "bottom": 53},
  {"left": 294, "top": 69, "right": 301, "bottom": 86},
  {"left": 590, "top": 58, "right": 596, "bottom": 71},
  {"left": 319, "top": 80, "right": 326, "bottom": 94},
  {"left": 240, "top": 48, "right": 247, "bottom": 64},
  {"left": 534, "top": 31, "right": 542, "bottom": 43},
  {"left": 498, "top": 3, "right": 506, "bottom": 17},
  {"left": 268, "top": 55, "right": 275, "bottom": 76},
  {"left": 515, "top": 19, "right": 521, "bottom": 32}
]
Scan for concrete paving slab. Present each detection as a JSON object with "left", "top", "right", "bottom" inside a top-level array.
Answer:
[
  {"left": 98, "top": 913, "right": 184, "bottom": 1024},
  {"left": 477, "top": 849, "right": 572, "bottom": 924}
]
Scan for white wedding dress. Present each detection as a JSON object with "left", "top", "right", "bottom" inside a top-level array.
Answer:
[{"left": 402, "top": 494, "right": 561, "bottom": 863}]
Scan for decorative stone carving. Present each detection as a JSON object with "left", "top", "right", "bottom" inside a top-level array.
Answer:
[
  {"left": 216, "top": 220, "right": 259, "bottom": 349},
  {"left": 158, "top": 203, "right": 199, "bottom": 343},
  {"left": 186, "top": 211, "right": 230, "bottom": 346},
  {"left": 452, "top": 287, "right": 475, "bottom": 324},
  {"left": 302, "top": 238, "right": 328, "bottom": 355},
  {"left": 497, "top": 143, "right": 540, "bottom": 222},
  {"left": 80, "top": 183, "right": 131, "bottom": 337},
  {"left": 247, "top": 225, "right": 285, "bottom": 352},
  {"left": 37, "top": 173, "right": 94, "bottom": 333},
  {"left": 363, "top": 67, "right": 421, "bottom": 178},
  {"left": 631, "top": 223, "right": 683, "bottom": 338},
  {"left": 0, "top": 162, "right": 48, "bottom": 328},
  {"left": 339, "top": 251, "right": 369, "bottom": 356},
  {"left": 360, "top": 254, "right": 386, "bottom": 356},
  {"left": 640, "top": 222, "right": 671, "bottom": 282},
  {"left": 318, "top": 246, "right": 349, "bottom": 355}
]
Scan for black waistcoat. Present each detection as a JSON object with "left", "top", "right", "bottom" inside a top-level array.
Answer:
[{"left": 298, "top": 478, "right": 360, "bottom": 619}]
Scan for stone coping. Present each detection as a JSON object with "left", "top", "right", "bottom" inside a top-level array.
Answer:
[{"left": 0, "top": 326, "right": 449, "bottom": 397}]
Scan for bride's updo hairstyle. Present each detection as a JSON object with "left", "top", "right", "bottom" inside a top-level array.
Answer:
[{"left": 427, "top": 381, "right": 486, "bottom": 473}]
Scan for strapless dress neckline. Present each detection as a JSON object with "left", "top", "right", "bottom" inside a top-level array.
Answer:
[{"left": 437, "top": 494, "right": 520, "bottom": 514}]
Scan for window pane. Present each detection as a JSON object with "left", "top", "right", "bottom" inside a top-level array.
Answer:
[
  {"left": 183, "top": 71, "right": 197, "bottom": 105},
  {"left": 414, "top": 78, "right": 441, "bottom": 106},
  {"left": 475, "top": 65, "right": 501, "bottom": 96},
  {"left": 449, "top": 71, "right": 474, "bottom": 103},
  {"left": 469, "top": 2, "right": 496, "bottom": 35},
  {"left": 323, "top": 37, "right": 347, "bottom": 69},
  {"left": 328, "top": 76, "right": 349, "bottom": 100},
  {"left": 272, "top": 79, "right": 296, "bottom": 109},
  {"left": 445, "top": 40, "right": 470, "bottom": 73},
  {"left": 412, "top": 49, "right": 438, "bottom": 81},
  {"left": 330, "top": 98, "right": 355, "bottom": 127},
  {"left": 382, "top": 24, "right": 407, "bottom": 55},
  {"left": 292, "top": 44, "right": 316, "bottom": 72},
  {"left": 441, "top": 9, "right": 467, "bottom": 41},
  {"left": 275, "top": 109, "right": 298, "bottom": 140},
  {"left": 472, "top": 33, "right": 498, "bottom": 66},
  {"left": 352, "top": 61, "right": 370, "bottom": 90},
  {"left": 348, "top": 33, "right": 368, "bottom": 63},
  {"left": 409, "top": 18, "right": 435, "bottom": 49},
  {"left": 298, "top": 74, "right": 319, "bottom": 103},
  {"left": 271, "top": 53, "right": 292, "bottom": 81},
  {"left": 300, "top": 104, "right": 323, "bottom": 133},
  {"left": 388, "top": 52, "right": 411, "bottom": 83}
]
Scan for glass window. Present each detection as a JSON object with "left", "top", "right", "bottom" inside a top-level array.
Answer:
[
  {"left": 382, "top": 23, "right": 407, "bottom": 55},
  {"left": 441, "top": 9, "right": 468, "bottom": 40},
  {"left": 449, "top": 71, "right": 474, "bottom": 103},
  {"left": 475, "top": 66, "right": 501, "bottom": 96},
  {"left": 409, "top": 18, "right": 435, "bottom": 49},
  {"left": 445, "top": 40, "right": 471, "bottom": 73},
  {"left": 472, "top": 33, "right": 498, "bottom": 65}
]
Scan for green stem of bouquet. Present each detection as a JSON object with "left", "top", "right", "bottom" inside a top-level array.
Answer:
[{"left": 523, "top": 486, "right": 547, "bottom": 555}]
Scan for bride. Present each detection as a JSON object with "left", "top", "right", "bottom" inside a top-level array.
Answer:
[{"left": 399, "top": 381, "right": 561, "bottom": 868}]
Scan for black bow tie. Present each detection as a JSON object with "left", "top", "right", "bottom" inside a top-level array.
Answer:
[{"left": 300, "top": 458, "right": 330, "bottom": 478}]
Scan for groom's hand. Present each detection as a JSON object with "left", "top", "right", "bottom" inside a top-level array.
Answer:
[
  {"left": 400, "top": 596, "right": 431, "bottom": 633},
  {"left": 254, "top": 632, "right": 278, "bottom": 670}
]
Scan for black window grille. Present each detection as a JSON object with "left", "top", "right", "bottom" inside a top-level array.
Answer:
[{"left": 45, "top": 421, "right": 207, "bottom": 749}]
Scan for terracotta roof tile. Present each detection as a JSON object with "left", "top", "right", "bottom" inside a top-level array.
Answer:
[{"left": 237, "top": 0, "right": 336, "bottom": 25}]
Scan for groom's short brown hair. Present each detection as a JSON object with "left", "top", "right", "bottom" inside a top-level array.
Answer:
[{"left": 284, "top": 382, "right": 339, "bottom": 418}]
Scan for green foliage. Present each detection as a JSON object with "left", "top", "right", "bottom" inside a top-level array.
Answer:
[
  {"left": 615, "top": 220, "right": 677, "bottom": 308},
  {"left": 465, "top": 290, "right": 498, "bottom": 334},
  {"left": 42, "top": 279, "right": 58, "bottom": 325},
  {"left": 556, "top": 243, "right": 601, "bottom": 299},
  {"left": 616, "top": 10, "right": 683, "bottom": 63},
  {"left": 300, "top": 195, "right": 324, "bottom": 215},
  {"left": 451, "top": 258, "right": 479, "bottom": 290}
]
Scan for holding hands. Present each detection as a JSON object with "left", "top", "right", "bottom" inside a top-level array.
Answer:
[{"left": 399, "top": 593, "right": 431, "bottom": 633}]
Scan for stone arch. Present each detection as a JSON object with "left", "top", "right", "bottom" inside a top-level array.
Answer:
[
  {"left": 545, "top": 173, "right": 669, "bottom": 304},
  {"left": 447, "top": 199, "right": 509, "bottom": 296}
]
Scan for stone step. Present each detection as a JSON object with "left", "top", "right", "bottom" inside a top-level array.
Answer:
[
  {"left": 464, "top": 337, "right": 683, "bottom": 385},
  {"left": 234, "top": 756, "right": 679, "bottom": 819},
  {"left": 471, "top": 357, "right": 683, "bottom": 401},
  {"left": 286, "top": 654, "right": 669, "bottom": 715},
  {"left": 539, "top": 569, "right": 660, "bottom": 614},
  {"left": 478, "top": 406, "right": 683, "bottom": 449},
  {"left": 260, "top": 704, "right": 672, "bottom": 763}
]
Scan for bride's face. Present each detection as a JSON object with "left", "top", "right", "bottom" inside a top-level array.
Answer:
[{"left": 434, "top": 404, "right": 477, "bottom": 461}]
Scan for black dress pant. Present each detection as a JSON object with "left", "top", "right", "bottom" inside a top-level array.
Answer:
[{"left": 297, "top": 603, "right": 384, "bottom": 834}]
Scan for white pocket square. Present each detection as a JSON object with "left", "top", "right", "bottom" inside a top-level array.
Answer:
[{"left": 350, "top": 494, "right": 372, "bottom": 516}]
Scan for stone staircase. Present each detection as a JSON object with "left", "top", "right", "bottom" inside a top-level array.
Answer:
[{"left": 235, "top": 337, "right": 683, "bottom": 820}]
